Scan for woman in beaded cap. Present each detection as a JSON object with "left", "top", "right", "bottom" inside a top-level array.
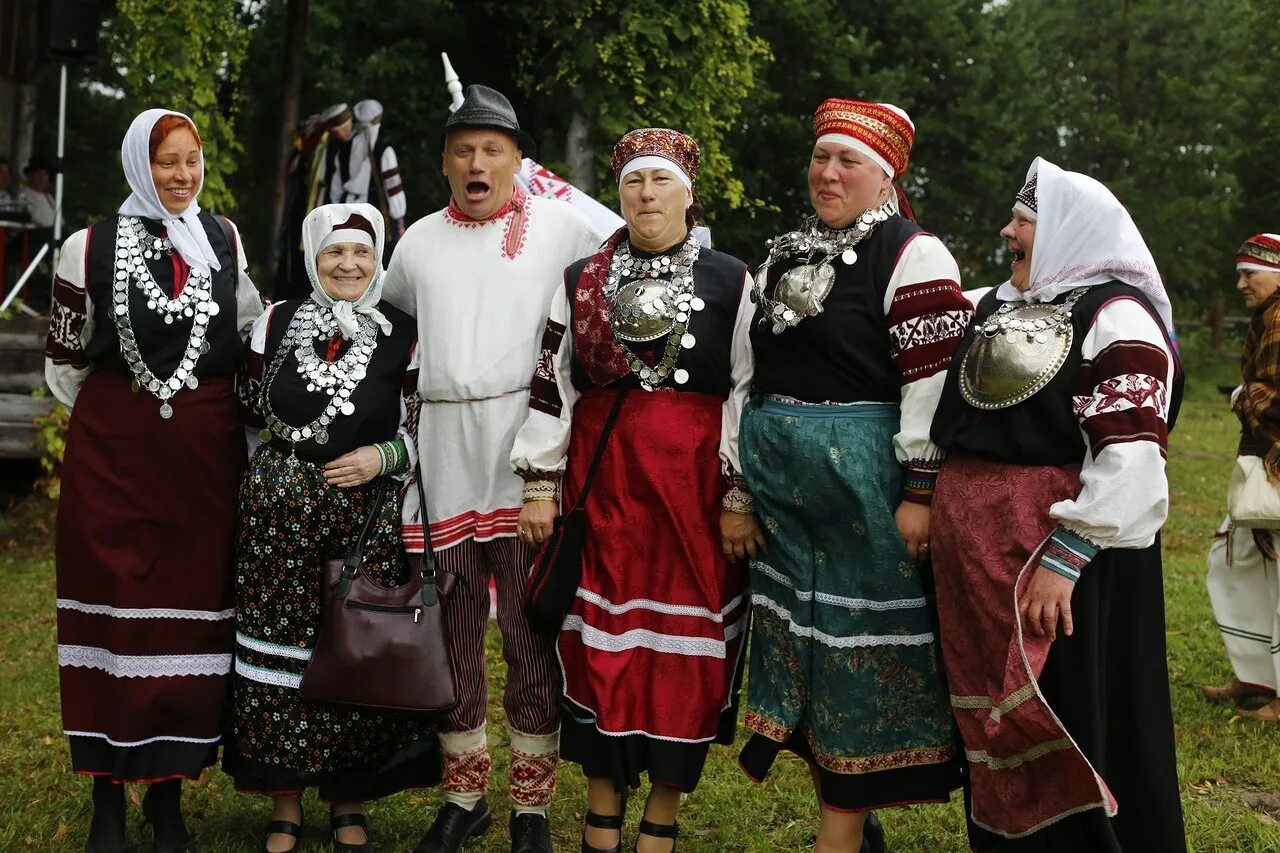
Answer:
[
  {"left": 511, "top": 128, "right": 760, "bottom": 853},
  {"left": 223, "top": 202, "right": 439, "bottom": 853},
  {"left": 43, "top": 108, "right": 264, "bottom": 853},
  {"left": 738, "top": 98, "right": 972, "bottom": 851},
  {"left": 929, "top": 157, "right": 1185, "bottom": 851}
]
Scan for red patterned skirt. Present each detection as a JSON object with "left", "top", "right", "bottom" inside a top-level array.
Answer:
[
  {"left": 56, "top": 370, "right": 245, "bottom": 781},
  {"left": 557, "top": 388, "right": 747, "bottom": 786}
]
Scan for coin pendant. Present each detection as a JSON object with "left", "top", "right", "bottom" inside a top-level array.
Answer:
[
  {"left": 341, "top": 401, "right": 356, "bottom": 416},
  {"left": 185, "top": 375, "right": 199, "bottom": 389},
  {"left": 258, "top": 428, "right": 273, "bottom": 442},
  {"left": 315, "top": 430, "right": 329, "bottom": 445},
  {"left": 841, "top": 249, "right": 857, "bottom": 265},
  {"left": 159, "top": 402, "right": 173, "bottom": 419},
  {"left": 690, "top": 297, "right": 705, "bottom": 311},
  {"left": 681, "top": 333, "right": 696, "bottom": 349},
  {"left": 673, "top": 369, "right": 690, "bottom": 385}
]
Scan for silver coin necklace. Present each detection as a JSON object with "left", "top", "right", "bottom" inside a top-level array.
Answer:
[{"left": 110, "top": 216, "right": 218, "bottom": 419}]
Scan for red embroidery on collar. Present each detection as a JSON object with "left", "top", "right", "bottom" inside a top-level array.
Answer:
[
  {"left": 444, "top": 187, "right": 530, "bottom": 259},
  {"left": 572, "top": 231, "right": 632, "bottom": 386}
]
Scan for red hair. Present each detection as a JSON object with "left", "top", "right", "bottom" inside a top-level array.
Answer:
[{"left": 149, "top": 115, "right": 202, "bottom": 161}]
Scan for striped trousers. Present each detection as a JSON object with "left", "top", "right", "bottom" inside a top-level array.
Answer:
[{"left": 436, "top": 536, "right": 561, "bottom": 806}]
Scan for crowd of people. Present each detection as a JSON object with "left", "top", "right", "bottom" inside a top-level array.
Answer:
[{"left": 42, "top": 79, "right": 1218, "bottom": 853}]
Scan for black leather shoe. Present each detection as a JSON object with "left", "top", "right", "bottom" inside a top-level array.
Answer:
[
  {"left": 633, "top": 818, "right": 678, "bottom": 853},
  {"left": 414, "top": 801, "right": 494, "bottom": 853},
  {"left": 331, "top": 809, "right": 372, "bottom": 852},
  {"left": 861, "top": 811, "right": 888, "bottom": 853},
  {"left": 141, "top": 785, "right": 195, "bottom": 853},
  {"left": 511, "top": 812, "right": 552, "bottom": 853}
]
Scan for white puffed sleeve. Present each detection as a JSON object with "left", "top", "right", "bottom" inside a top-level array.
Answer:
[
  {"left": 510, "top": 281, "right": 579, "bottom": 476},
  {"left": 720, "top": 269, "right": 755, "bottom": 476},
  {"left": 44, "top": 229, "right": 94, "bottom": 408}
]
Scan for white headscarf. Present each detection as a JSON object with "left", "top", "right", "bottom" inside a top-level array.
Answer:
[
  {"left": 343, "top": 99, "right": 383, "bottom": 199},
  {"left": 997, "top": 157, "right": 1172, "bottom": 332},
  {"left": 302, "top": 202, "right": 392, "bottom": 339},
  {"left": 118, "top": 108, "right": 222, "bottom": 277}
]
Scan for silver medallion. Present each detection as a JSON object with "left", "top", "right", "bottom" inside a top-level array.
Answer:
[{"left": 159, "top": 402, "right": 173, "bottom": 419}]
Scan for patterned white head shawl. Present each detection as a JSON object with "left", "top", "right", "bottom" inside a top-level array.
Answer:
[
  {"left": 302, "top": 202, "right": 391, "bottom": 339},
  {"left": 996, "top": 156, "right": 1172, "bottom": 332},
  {"left": 118, "top": 108, "right": 222, "bottom": 277}
]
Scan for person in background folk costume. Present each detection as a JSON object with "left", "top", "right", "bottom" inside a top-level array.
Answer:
[
  {"left": 43, "top": 108, "right": 264, "bottom": 853},
  {"left": 275, "top": 103, "right": 353, "bottom": 300},
  {"left": 382, "top": 84, "right": 603, "bottom": 853},
  {"left": 930, "top": 158, "right": 1185, "bottom": 852},
  {"left": 512, "top": 128, "right": 759, "bottom": 853},
  {"left": 330, "top": 99, "right": 407, "bottom": 261},
  {"left": 737, "top": 98, "right": 971, "bottom": 853},
  {"left": 224, "top": 202, "right": 439, "bottom": 853},
  {"left": 1205, "top": 234, "right": 1280, "bottom": 718}
]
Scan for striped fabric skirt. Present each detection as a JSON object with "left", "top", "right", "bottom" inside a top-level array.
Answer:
[{"left": 737, "top": 395, "right": 958, "bottom": 810}]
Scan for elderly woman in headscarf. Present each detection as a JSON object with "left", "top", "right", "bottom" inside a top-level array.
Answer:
[
  {"left": 43, "top": 108, "right": 263, "bottom": 853},
  {"left": 737, "top": 98, "right": 971, "bottom": 852},
  {"left": 511, "top": 128, "right": 758, "bottom": 853},
  {"left": 1205, "top": 234, "right": 1280, "bottom": 718},
  {"left": 929, "top": 157, "right": 1185, "bottom": 852},
  {"left": 223, "top": 202, "right": 437, "bottom": 853}
]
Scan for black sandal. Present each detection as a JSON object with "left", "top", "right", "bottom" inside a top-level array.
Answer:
[
  {"left": 331, "top": 809, "right": 372, "bottom": 852},
  {"left": 582, "top": 792, "right": 628, "bottom": 853},
  {"left": 634, "top": 818, "right": 679, "bottom": 853},
  {"left": 261, "top": 805, "right": 303, "bottom": 853}
]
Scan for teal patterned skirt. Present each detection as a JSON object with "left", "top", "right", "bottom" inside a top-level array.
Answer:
[{"left": 738, "top": 396, "right": 958, "bottom": 810}]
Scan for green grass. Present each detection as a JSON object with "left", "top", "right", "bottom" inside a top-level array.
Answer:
[{"left": 4, "top": 332, "right": 1280, "bottom": 850}]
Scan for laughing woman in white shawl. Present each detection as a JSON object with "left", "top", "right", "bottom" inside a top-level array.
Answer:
[
  {"left": 929, "top": 158, "right": 1185, "bottom": 852},
  {"left": 224, "top": 203, "right": 439, "bottom": 853},
  {"left": 44, "top": 109, "right": 263, "bottom": 853}
]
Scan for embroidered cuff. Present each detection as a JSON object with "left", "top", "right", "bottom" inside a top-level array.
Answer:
[
  {"left": 1040, "top": 526, "right": 1100, "bottom": 583},
  {"left": 522, "top": 478, "right": 560, "bottom": 503},
  {"left": 902, "top": 467, "right": 938, "bottom": 505},
  {"left": 722, "top": 485, "right": 755, "bottom": 514},
  {"left": 375, "top": 439, "right": 408, "bottom": 475}
]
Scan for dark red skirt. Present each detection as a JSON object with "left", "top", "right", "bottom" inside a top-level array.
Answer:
[
  {"left": 56, "top": 369, "right": 246, "bottom": 781},
  {"left": 558, "top": 388, "right": 747, "bottom": 750}
]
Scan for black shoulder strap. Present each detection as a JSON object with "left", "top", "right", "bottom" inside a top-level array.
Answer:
[
  {"left": 333, "top": 478, "right": 390, "bottom": 599},
  {"left": 214, "top": 213, "right": 236, "bottom": 256},
  {"left": 570, "top": 387, "right": 628, "bottom": 512}
]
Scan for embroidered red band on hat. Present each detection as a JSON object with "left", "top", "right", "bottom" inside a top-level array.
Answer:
[
  {"left": 813, "top": 98, "right": 915, "bottom": 177},
  {"left": 1237, "top": 233, "right": 1280, "bottom": 271},
  {"left": 611, "top": 128, "right": 700, "bottom": 188},
  {"left": 318, "top": 212, "right": 378, "bottom": 252}
]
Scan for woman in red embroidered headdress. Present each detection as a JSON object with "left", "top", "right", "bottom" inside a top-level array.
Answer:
[
  {"left": 512, "top": 127, "right": 760, "bottom": 853},
  {"left": 1206, "top": 233, "right": 1280, "bottom": 718},
  {"left": 44, "top": 108, "right": 264, "bottom": 853}
]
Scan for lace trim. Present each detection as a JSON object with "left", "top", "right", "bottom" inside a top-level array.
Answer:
[
  {"left": 575, "top": 588, "right": 745, "bottom": 622},
  {"left": 56, "top": 598, "right": 234, "bottom": 621},
  {"left": 234, "top": 657, "right": 302, "bottom": 689},
  {"left": 562, "top": 613, "right": 747, "bottom": 659},
  {"left": 64, "top": 729, "right": 222, "bottom": 747},
  {"left": 751, "top": 561, "right": 927, "bottom": 611},
  {"left": 751, "top": 594, "right": 934, "bottom": 648},
  {"left": 1033, "top": 260, "right": 1160, "bottom": 293},
  {"left": 57, "top": 645, "right": 232, "bottom": 678},
  {"left": 235, "top": 631, "right": 312, "bottom": 661}
]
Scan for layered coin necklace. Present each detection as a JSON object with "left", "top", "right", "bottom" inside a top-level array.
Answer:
[
  {"left": 259, "top": 299, "right": 379, "bottom": 454},
  {"left": 750, "top": 198, "right": 895, "bottom": 334},
  {"left": 110, "top": 216, "right": 219, "bottom": 419},
  {"left": 604, "top": 234, "right": 702, "bottom": 391}
]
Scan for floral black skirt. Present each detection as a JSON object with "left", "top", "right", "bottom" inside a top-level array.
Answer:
[{"left": 222, "top": 444, "right": 440, "bottom": 802}]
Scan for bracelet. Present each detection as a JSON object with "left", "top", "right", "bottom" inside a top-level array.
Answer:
[
  {"left": 722, "top": 485, "right": 755, "bottom": 514},
  {"left": 374, "top": 442, "right": 390, "bottom": 475},
  {"left": 522, "top": 478, "right": 559, "bottom": 503},
  {"left": 374, "top": 440, "right": 408, "bottom": 476}
]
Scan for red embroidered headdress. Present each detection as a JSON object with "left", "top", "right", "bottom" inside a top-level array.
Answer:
[
  {"left": 611, "top": 128, "right": 700, "bottom": 188},
  {"left": 1237, "top": 233, "right": 1280, "bottom": 271},
  {"left": 812, "top": 98, "right": 915, "bottom": 178}
]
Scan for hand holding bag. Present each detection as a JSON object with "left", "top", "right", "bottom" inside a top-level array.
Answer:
[
  {"left": 300, "top": 465, "right": 459, "bottom": 712},
  {"left": 523, "top": 387, "right": 627, "bottom": 635},
  {"left": 1228, "top": 454, "right": 1280, "bottom": 530}
]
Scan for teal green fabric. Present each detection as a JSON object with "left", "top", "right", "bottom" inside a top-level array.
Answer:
[{"left": 741, "top": 396, "right": 955, "bottom": 774}]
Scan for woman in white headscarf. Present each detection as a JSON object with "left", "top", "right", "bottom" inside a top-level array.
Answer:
[
  {"left": 223, "top": 202, "right": 438, "bottom": 853},
  {"left": 929, "top": 157, "right": 1185, "bottom": 852},
  {"left": 43, "top": 108, "right": 263, "bottom": 853}
]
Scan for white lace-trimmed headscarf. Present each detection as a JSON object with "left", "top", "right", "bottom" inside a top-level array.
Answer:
[
  {"left": 118, "top": 108, "right": 222, "bottom": 277},
  {"left": 302, "top": 202, "right": 391, "bottom": 339},
  {"left": 997, "top": 156, "right": 1172, "bottom": 332},
  {"left": 343, "top": 99, "right": 383, "bottom": 200}
]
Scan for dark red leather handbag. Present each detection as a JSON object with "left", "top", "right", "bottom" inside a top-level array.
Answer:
[
  {"left": 300, "top": 466, "right": 459, "bottom": 713},
  {"left": 523, "top": 388, "right": 627, "bottom": 635}
]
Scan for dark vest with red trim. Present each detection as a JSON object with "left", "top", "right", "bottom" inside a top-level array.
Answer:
[
  {"left": 83, "top": 213, "right": 242, "bottom": 380},
  {"left": 566, "top": 245, "right": 747, "bottom": 398},
  {"left": 931, "top": 282, "right": 1182, "bottom": 465},
  {"left": 259, "top": 298, "right": 416, "bottom": 463},
  {"left": 750, "top": 214, "right": 919, "bottom": 403}
]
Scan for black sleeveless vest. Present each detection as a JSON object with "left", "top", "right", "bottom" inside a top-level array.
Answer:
[
  {"left": 750, "top": 214, "right": 920, "bottom": 403},
  {"left": 84, "top": 213, "right": 242, "bottom": 380}
]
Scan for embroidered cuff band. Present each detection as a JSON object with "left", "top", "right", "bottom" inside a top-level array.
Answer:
[
  {"left": 522, "top": 478, "right": 559, "bottom": 503},
  {"left": 1040, "top": 525, "right": 1100, "bottom": 583},
  {"left": 722, "top": 485, "right": 755, "bottom": 514},
  {"left": 375, "top": 439, "right": 408, "bottom": 476},
  {"left": 902, "top": 468, "right": 938, "bottom": 505}
]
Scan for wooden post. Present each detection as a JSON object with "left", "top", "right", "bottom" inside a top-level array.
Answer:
[{"left": 263, "top": 0, "right": 309, "bottom": 296}]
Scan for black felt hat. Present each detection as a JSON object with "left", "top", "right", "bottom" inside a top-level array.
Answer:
[{"left": 441, "top": 85, "right": 536, "bottom": 159}]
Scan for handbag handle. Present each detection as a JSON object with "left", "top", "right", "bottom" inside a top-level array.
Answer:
[
  {"left": 413, "top": 450, "right": 443, "bottom": 608},
  {"left": 334, "top": 477, "right": 390, "bottom": 600},
  {"left": 568, "top": 387, "right": 629, "bottom": 513}
]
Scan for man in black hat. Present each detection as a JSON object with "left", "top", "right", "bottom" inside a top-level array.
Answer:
[{"left": 383, "top": 84, "right": 604, "bottom": 853}]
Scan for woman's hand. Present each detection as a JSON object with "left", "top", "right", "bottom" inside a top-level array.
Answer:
[
  {"left": 895, "top": 501, "right": 931, "bottom": 561},
  {"left": 720, "top": 511, "right": 767, "bottom": 561},
  {"left": 322, "top": 446, "right": 382, "bottom": 488},
  {"left": 518, "top": 501, "right": 559, "bottom": 546},
  {"left": 1019, "top": 566, "right": 1076, "bottom": 640}
]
